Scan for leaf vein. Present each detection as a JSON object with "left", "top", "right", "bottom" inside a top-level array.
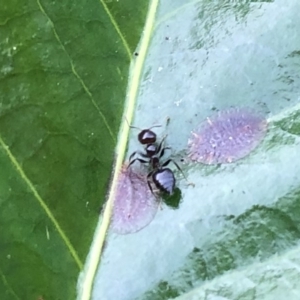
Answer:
[
  {"left": 0, "top": 268, "right": 20, "bottom": 300},
  {"left": 78, "top": 0, "right": 160, "bottom": 298},
  {"left": 99, "top": 0, "right": 132, "bottom": 60},
  {"left": 0, "top": 135, "right": 83, "bottom": 270},
  {"left": 36, "top": 0, "right": 116, "bottom": 144}
]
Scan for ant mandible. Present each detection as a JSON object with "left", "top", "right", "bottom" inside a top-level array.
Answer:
[{"left": 127, "top": 121, "right": 186, "bottom": 196}]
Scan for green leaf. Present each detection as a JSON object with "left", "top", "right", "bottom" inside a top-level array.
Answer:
[
  {"left": 0, "top": 0, "right": 149, "bottom": 299},
  {"left": 92, "top": 1, "right": 300, "bottom": 299}
]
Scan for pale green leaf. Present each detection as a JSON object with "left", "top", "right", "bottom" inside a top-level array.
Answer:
[{"left": 92, "top": 1, "right": 300, "bottom": 300}]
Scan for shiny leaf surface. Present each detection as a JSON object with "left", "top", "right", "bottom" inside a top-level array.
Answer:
[{"left": 93, "top": 1, "right": 300, "bottom": 299}]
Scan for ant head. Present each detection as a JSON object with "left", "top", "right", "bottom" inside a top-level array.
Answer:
[
  {"left": 138, "top": 129, "right": 157, "bottom": 145},
  {"left": 125, "top": 117, "right": 162, "bottom": 145}
]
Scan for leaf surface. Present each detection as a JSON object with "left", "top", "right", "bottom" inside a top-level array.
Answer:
[
  {"left": 0, "top": 0, "right": 148, "bottom": 299},
  {"left": 93, "top": 1, "right": 300, "bottom": 299}
]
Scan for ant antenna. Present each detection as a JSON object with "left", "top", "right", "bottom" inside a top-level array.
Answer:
[
  {"left": 124, "top": 116, "right": 132, "bottom": 128},
  {"left": 125, "top": 116, "right": 162, "bottom": 131},
  {"left": 166, "top": 116, "right": 170, "bottom": 127}
]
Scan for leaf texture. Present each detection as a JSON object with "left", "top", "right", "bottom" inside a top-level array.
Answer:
[
  {"left": 0, "top": 0, "right": 149, "bottom": 299},
  {"left": 93, "top": 1, "right": 300, "bottom": 299}
]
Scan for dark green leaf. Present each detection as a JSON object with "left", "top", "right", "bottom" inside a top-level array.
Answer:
[
  {"left": 0, "top": 0, "right": 149, "bottom": 299},
  {"left": 94, "top": 1, "right": 300, "bottom": 299}
]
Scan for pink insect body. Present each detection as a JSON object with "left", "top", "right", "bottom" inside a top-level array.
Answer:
[
  {"left": 111, "top": 165, "right": 158, "bottom": 235},
  {"left": 188, "top": 108, "right": 267, "bottom": 164}
]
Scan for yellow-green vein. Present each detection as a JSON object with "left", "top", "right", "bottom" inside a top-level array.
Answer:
[
  {"left": 36, "top": 0, "right": 116, "bottom": 144},
  {"left": 100, "top": 0, "right": 132, "bottom": 60},
  {"left": 77, "top": 0, "right": 160, "bottom": 299},
  {"left": 0, "top": 268, "right": 20, "bottom": 300},
  {"left": 0, "top": 135, "right": 83, "bottom": 270}
]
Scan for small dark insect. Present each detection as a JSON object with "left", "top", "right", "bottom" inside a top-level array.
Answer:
[
  {"left": 134, "top": 52, "right": 139, "bottom": 56},
  {"left": 128, "top": 122, "right": 185, "bottom": 196}
]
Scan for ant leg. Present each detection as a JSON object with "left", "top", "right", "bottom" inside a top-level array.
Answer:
[
  {"left": 147, "top": 171, "right": 162, "bottom": 209},
  {"left": 127, "top": 158, "right": 148, "bottom": 169},
  {"left": 155, "top": 135, "right": 172, "bottom": 159},
  {"left": 162, "top": 159, "right": 195, "bottom": 187},
  {"left": 162, "top": 159, "right": 188, "bottom": 181},
  {"left": 159, "top": 146, "right": 171, "bottom": 159},
  {"left": 156, "top": 136, "right": 167, "bottom": 154},
  {"left": 147, "top": 171, "right": 164, "bottom": 209},
  {"left": 129, "top": 151, "right": 137, "bottom": 162},
  {"left": 147, "top": 180, "right": 156, "bottom": 197},
  {"left": 139, "top": 152, "right": 150, "bottom": 159},
  {"left": 129, "top": 151, "right": 148, "bottom": 162},
  {"left": 146, "top": 170, "right": 157, "bottom": 197}
]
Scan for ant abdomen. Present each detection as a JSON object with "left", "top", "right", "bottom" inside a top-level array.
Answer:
[{"left": 152, "top": 168, "right": 175, "bottom": 195}]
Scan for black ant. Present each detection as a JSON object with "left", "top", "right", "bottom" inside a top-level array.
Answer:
[{"left": 128, "top": 123, "right": 186, "bottom": 196}]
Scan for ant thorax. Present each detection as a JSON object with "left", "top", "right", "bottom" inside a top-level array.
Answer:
[{"left": 145, "top": 144, "right": 157, "bottom": 157}]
